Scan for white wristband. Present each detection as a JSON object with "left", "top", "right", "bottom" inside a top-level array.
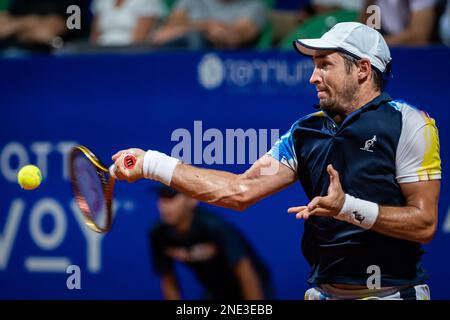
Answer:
[
  {"left": 142, "top": 150, "right": 180, "bottom": 185},
  {"left": 334, "top": 194, "right": 379, "bottom": 229}
]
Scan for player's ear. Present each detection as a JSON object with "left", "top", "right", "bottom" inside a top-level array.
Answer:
[{"left": 358, "top": 59, "right": 371, "bottom": 81}]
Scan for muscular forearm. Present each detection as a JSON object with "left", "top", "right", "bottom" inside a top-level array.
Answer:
[
  {"left": 170, "top": 163, "right": 252, "bottom": 211},
  {"left": 169, "top": 155, "right": 294, "bottom": 211},
  {"left": 111, "top": 150, "right": 296, "bottom": 211}
]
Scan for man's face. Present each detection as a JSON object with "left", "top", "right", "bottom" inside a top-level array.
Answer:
[
  {"left": 310, "top": 51, "right": 359, "bottom": 114},
  {"left": 157, "top": 194, "right": 194, "bottom": 226}
]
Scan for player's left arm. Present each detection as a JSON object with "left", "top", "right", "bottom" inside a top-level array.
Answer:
[
  {"left": 288, "top": 166, "right": 440, "bottom": 244},
  {"left": 289, "top": 109, "right": 441, "bottom": 244}
]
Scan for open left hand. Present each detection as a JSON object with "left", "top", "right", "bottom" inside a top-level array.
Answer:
[{"left": 287, "top": 164, "right": 345, "bottom": 220}]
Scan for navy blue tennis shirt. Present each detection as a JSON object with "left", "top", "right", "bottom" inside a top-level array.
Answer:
[{"left": 269, "top": 92, "right": 441, "bottom": 286}]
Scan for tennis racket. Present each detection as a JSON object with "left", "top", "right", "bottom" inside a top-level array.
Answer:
[{"left": 69, "top": 145, "right": 136, "bottom": 233}]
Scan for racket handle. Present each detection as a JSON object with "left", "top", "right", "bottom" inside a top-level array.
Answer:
[{"left": 109, "top": 154, "right": 136, "bottom": 179}]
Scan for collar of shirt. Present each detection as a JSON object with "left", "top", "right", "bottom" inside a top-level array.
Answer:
[{"left": 319, "top": 92, "right": 392, "bottom": 132}]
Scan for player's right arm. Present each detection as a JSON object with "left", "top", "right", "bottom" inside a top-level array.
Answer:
[
  {"left": 112, "top": 124, "right": 298, "bottom": 210},
  {"left": 170, "top": 155, "right": 297, "bottom": 211},
  {"left": 112, "top": 149, "right": 296, "bottom": 211}
]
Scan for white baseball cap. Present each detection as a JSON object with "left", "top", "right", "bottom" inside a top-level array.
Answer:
[{"left": 294, "top": 22, "right": 392, "bottom": 73}]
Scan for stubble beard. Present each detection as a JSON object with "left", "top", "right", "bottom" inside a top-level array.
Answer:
[{"left": 319, "top": 80, "right": 359, "bottom": 115}]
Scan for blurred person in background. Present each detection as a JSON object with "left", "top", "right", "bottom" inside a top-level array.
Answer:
[
  {"left": 151, "top": 0, "right": 266, "bottom": 49},
  {"left": 360, "top": 0, "right": 438, "bottom": 46},
  {"left": 0, "top": 0, "right": 86, "bottom": 52},
  {"left": 90, "top": 0, "right": 166, "bottom": 46},
  {"left": 274, "top": 0, "right": 364, "bottom": 49},
  {"left": 149, "top": 186, "right": 274, "bottom": 300}
]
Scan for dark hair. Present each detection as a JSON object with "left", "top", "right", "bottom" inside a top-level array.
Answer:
[
  {"left": 372, "top": 68, "right": 385, "bottom": 91},
  {"left": 337, "top": 51, "right": 386, "bottom": 91},
  {"left": 338, "top": 51, "right": 359, "bottom": 73}
]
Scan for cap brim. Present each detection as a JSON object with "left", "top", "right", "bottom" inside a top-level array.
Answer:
[{"left": 294, "top": 39, "right": 339, "bottom": 57}]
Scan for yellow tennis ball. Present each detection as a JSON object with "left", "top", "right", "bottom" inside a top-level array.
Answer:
[{"left": 17, "top": 165, "right": 42, "bottom": 190}]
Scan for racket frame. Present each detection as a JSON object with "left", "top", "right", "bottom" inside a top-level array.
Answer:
[{"left": 69, "top": 145, "right": 115, "bottom": 233}]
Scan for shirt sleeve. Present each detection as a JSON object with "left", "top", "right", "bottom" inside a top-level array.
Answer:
[
  {"left": 267, "top": 124, "right": 298, "bottom": 172},
  {"left": 395, "top": 102, "right": 441, "bottom": 183}
]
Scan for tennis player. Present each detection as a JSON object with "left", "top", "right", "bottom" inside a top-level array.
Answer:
[{"left": 111, "top": 22, "right": 441, "bottom": 300}]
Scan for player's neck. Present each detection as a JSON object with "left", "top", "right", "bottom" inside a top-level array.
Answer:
[
  {"left": 340, "top": 89, "right": 381, "bottom": 116},
  {"left": 351, "top": 87, "right": 381, "bottom": 113},
  {"left": 333, "top": 89, "right": 381, "bottom": 124}
]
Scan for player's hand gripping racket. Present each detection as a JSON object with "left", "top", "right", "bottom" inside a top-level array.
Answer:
[{"left": 69, "top": 145, "right": 136, "bottom": 233}]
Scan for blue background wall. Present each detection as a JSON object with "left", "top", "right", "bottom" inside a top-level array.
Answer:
[{"left": 0, "top": 48, "right": 449, "bottom": 299}]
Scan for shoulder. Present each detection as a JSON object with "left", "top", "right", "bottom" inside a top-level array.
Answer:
[
  {"left": 388, "top": 99, "right": 436, "bottom": 129},
  {"left": 268, "top": 111, "right": 324, "bottom": 169},
  {"left": 298, "top": 110, "right": 326, "bottom": 123},
  {"left": 284, "top": 111, "right": 326, "bottom": 134}
]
